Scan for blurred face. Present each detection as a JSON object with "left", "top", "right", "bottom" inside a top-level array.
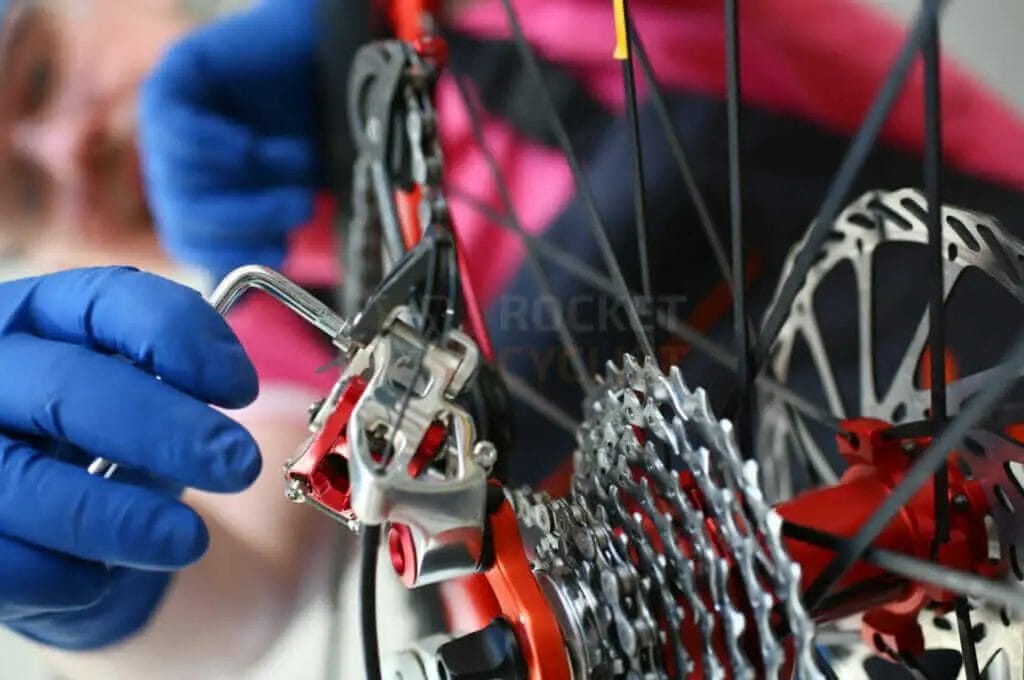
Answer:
[{"left": 0, "top": 0, "right": 192, "bottom": 269}]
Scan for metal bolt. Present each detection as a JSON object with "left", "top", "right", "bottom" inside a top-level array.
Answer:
[
  {"left": 952, "top": 493, "right": 971, "bottom": 512},
  {"left": 306, "top": 398, "right": 325, "bottom": 425},
  {"left": 472, "top": 440, "right": 498, "bottom": 472},
  {"left": 285, "top": 479, "right": 306, "bottom": 503}
]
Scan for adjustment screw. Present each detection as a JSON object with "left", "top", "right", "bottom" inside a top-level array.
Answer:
[
  {"left": 472, "top": 441, "right": 498, "bottom": 472},
  {"left": 285, "top": 478, "right": 306, "bottom": 503},
  {"left": 307, "top": 398, "right": 325, "bottom": 426},
  {"left": 952, "top": 494, "right": 971, "bottom": 512}
]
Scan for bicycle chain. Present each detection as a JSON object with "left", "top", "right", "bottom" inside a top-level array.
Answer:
[
  {"left": 403, "top": 52, "right": 450, "bottom": 234},
  {"left": 511, "top": 356, "right": 821, "bottom": 679}
]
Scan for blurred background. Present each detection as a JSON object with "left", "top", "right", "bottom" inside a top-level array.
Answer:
[{"left": 0, "top": 0, "right": 1021, "bottom": 678}]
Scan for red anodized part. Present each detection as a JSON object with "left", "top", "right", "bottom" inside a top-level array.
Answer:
[
  {"left": 286, "top": 377, "right": 369, "bottom": 519},
  {"left": 287, "top": 375, "right": 453, "bottom": 528},
  {"left": 778, "top": 417, "right": 997, "bottom": 661},
  {"left": 448, "top": 417, "right": 1000, "bottom": 677}
]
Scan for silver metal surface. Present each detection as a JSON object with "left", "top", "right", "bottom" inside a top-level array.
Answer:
[
  {"left": 208, "top": 265, "right": 351, "bottom": 349},
  {"left": 511, "top": 357, "right": 821, "bottom": 680},
  {"left": 382, "top": 634, "right": 450, "bottom": 680},
  {"left": 86, "top": 458, "right": 117, "bottom": 479},
  {"left": 760, "top": 188, "right": 1024, "bottom": 676},
  {"left": 761, "top": 189, "right": 1024, "bottom": 499},
  {"left": 88, "top": 265, "right": 351, "bottom": 481},
  {"left": 292, "top": 306, "right": 491, "bottom": 587}
]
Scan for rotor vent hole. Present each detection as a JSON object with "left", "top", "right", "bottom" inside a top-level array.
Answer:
[
  {"left": 962, "top": 436, "right": 986, "bottom": 458},
  {"left": 1006, "top": 461, "right": 1024, "bottom": 497},
  {"left": 1011, "top": 544, "right": 1024, "bottom": 581},
  {"left": 872, "top": 242, "right": 930, "bottom": 397},
  {"left": 868, "top": 197, "right": 913, "bottom": 231},
  {"left": 977, "top": 224, "right": 1019, "bottom": 283},
  {"left": 847, "top": 211, "right": 877, "bottom": 230},
  {"left": 872, "top": 633, "right": 887, "bottom": 653},
  {"left": 898, "top": 196, "right": 929, "bottom": 222},
  {"left": 995, "top": 484, "right": 1015, "bottom": 513},
  {"left": 946, "top": 215, "right": 980, "bottom": 252},
  {"left": 985, "top": 514, "right": 1002, "bottom": 562},
  {"left": 947, "top": 243, "right": 958, "bottom": 262},
  {"left": 931, "top": 616, "right": 953, "bottom": 631},
  {"left": 890, "top": 403, "right": 907, "bottom": 423}
]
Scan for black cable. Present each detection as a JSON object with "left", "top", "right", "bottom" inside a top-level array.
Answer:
[{"left": 360, "top": 525, "right": 383, "bottom": 680}]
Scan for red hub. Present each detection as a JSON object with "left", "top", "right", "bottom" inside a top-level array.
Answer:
[
  {"left": 449, "top": 417, "right": 1001, "bottom": 677},
  {"left": 779, "top": 417, "right": 998, "bottom": 660}
]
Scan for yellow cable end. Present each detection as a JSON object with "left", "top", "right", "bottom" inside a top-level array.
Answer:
[{"left": 613, "top": 0, "right": 628, "bottom": 60}]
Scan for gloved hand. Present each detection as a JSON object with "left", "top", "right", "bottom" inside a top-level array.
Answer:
[
  {"left": 140, "top": 0, "right": 319, "bottom": 281},
  {"left": 0, "top": 267, "right": 260, "bottom": 650}
]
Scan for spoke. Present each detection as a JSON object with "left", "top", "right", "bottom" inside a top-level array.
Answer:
[
  {"left": 630, "top": 27, "right": 732, "bottom": 289},
  {"left": 724, "top": 0, "right": 755, "bottom": 459},
  {"left": 451, "top": 73, "right": 596, "bottom": 392},
  {"left": 499, "top": 0, "right": 655, "bottom": 360},
  {"left": 788, "top": 403, "right": 840, "bottom": 485},
  {"left": 955, "top": 598, "right": 981, "bottom": 680},
  {"left": 922, "top": 0, "right": 950, "bottom": 555},
  {"left": 782, "top": 521, "right": 1024, "bottom": 611},
  {"left": 449, "top": 186, "right": 847, "bottom": 433},
  {"left": 501, "top": 370, "right": 579, "bottom": 435},
  {"left": 753, "top": 0, "right": 945, "bottom": 374},
  {"left": 616, "top": 0, "right": 657, "bottom": 351},
  {"left": 802, "top": 330, "right": 1024, "bottom": 610},
  {"left": 868, "top": 551, "right": 1024, "bottom": 612}
]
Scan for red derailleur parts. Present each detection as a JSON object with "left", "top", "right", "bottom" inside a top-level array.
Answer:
[
  {"left": 208, "top": 265, "right": 497, "bottom": 589},
  {"left": 285, "top": 303, "right": 497, "bottom": 587}
]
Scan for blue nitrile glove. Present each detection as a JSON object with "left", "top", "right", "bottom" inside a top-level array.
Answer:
[
  {"left": 139, "top": 0, "right": 319, "bottom": 280},
  {"left": 0, "top": 267, "right": 261, "bottom": 650}
]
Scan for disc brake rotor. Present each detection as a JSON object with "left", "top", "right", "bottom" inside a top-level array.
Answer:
[{"left": 759, "top": 187, "right": 1024, "bottom": 676}]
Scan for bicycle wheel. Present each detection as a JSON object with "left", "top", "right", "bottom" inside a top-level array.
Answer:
[{"left": 230, "top": 0, "right": 1024, "bottom": 677}]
